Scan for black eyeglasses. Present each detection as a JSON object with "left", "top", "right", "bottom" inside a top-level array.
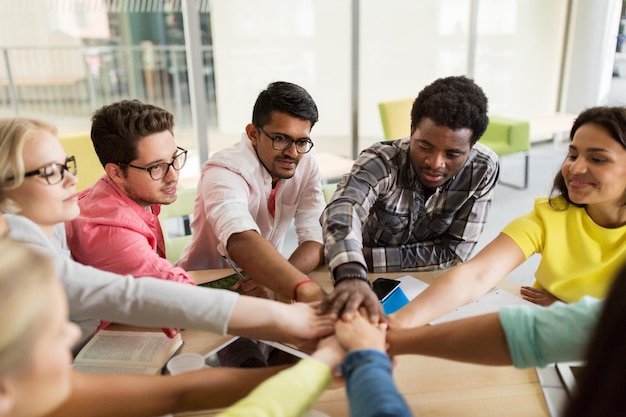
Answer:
[
  {"left": 119, "top": 147, "right": 188, "bottom": 181},
  {"left": 257, "top": 126, "right": 314, "bottom": 154},
  {"left": 22, "top": 155, "right": 77, "bottom": 185}
]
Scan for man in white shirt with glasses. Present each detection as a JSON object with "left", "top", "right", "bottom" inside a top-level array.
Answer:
[{"left": 178, "top": 81, "right": 326, "bottom": 304}]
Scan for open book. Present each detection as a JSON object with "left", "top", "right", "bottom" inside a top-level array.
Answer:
[
  {"left": 73, "top": 330, "right": 183, "bottom": 375},
  {"left": 385, "top": 275, "right": 533, "bottom": 324}
]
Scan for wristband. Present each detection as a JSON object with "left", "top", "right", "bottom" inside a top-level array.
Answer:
[
  {"left": 334, "top": 274, "right": 372, "bottom": 287},
  {"left": 292, "top": 279, "right": 316, "bottom": 302},
  {"left": 333, "top": 266, "right": 369, "bottom": 286}
]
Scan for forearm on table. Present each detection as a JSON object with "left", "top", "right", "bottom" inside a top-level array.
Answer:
[
  {"left": 392, "top": 264, "right": 489, "bottom": 327},
  {"left": 228, "top": 231, "right": 309, "bottom": 299},
  {"left": 48, "top": 367, "right": 287, "bottom": 417},
  {"left": 387, "top": 313, "right": 512, "bottom": 365},
  {"left": 393, "top": 234, "right": 524, "bottom": 328},
  {"left": 227, "top": 296, "right": 286, "bottom": 340},
  {"left": 287, "top": 241, "right": 324, "bottom": 274}
]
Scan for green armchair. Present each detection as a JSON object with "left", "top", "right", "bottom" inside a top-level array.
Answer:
[
  {"left": 58, "top": 131, "right": 105, "bottom": 192},
  {"left": 480, "top": 115, "right": 531, "bottom": 189},
  {"left": 159, "top": 187, "right": 196, "bottom": 263},
  {"left": 378, "top": 98, "right": 414, "bottom": 140}
]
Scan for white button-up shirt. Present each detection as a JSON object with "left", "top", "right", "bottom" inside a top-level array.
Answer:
[{"left": 178, "top": 134, "right": 325, "bottom": 271}]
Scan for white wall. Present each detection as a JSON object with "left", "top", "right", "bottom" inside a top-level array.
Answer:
[
  {"left": 474, "top": 0, "right": 568, "bottom": 119},
  {"left": 359, "top": 0, "right": 471, "bottom": 142},
  {"left": 210, "top": 0, "right": 574, "bottom": 155},
  {"left": 561, "top": 0, "right": 623, "bottom": 113},
  {"left": 210, "top": 0, "right": 351, "bottom": 144}
]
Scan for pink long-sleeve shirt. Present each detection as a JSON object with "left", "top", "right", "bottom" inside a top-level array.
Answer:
[{"left": 66, "top": 175, "right": 195, "bottom": 337}]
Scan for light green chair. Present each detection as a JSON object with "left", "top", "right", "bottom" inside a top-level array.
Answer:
[
  {"left": 377, "top": 99, "right": 531, "bottom": 189},
  {"left": 159, "top": 187, "right": 197, "bottom": 263},
  {"left": 58, "top": 131, "right": 105, "bottom": 192},
  {"left": 480, "top": 115, "right": 531, "bottom": 189},
  {"left": 378, "top": 98, "right": 414, "bottom": 140},
  {"left": 322, "top": 182, "right": 337, "bottom": 203}
]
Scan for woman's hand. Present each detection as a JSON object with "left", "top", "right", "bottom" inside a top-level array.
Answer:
[{"left": 520, "top": 286, "right": 560, "bottom": 306}]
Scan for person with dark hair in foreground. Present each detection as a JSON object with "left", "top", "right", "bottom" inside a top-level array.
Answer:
[
  {"left": 0, "top": 237, "right": 407, "bottom": 417},
  {"left": 321, "top": 75, "right": 499, "bottom": 321}
]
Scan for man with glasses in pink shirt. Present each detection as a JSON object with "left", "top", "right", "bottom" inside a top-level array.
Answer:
[{"left": 66, "top": 100, "right": 194, "bottom": 336}]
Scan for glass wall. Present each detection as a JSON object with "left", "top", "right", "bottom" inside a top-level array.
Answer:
[
  {"left": 0, "top": 0, "right": 616, "bottom": 160},
  {"left": 473, "top": 0, "right": 568, "bottom": 118},
  {"left": 210, "top": 0, "right": 352, "bottom": 154},
  {"left": 209, "top": 0, "right": 569, "bottom": 155}
]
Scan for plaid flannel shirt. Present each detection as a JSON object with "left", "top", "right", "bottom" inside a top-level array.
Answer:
[{"left": 322, "top": 138, "right": 499, "bottom": 273}]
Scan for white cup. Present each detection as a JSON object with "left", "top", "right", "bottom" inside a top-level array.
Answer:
[{"left": 166, "top": 353, "right": 206, "bottom": 375}]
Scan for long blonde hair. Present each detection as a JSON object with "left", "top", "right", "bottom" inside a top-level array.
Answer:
[
  {"left": 0, "top": 118, "right": 57, "bottom": 213},
  {"left": 0, "top": 239, "right": 54, "bottom": 374}
]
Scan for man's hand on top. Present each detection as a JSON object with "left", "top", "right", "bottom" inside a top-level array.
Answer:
[{"left": 318, "top": 279, "right": 384, "bottom": 323}]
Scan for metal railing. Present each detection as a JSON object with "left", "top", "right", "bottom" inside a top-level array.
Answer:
[{"left": 0, "top": 44, "right": 216, "bottom": 128}]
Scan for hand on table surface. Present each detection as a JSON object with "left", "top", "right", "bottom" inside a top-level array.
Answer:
[
  {"left": 232, "top": 277, "right": 276, "bottom": 300},
  {"left": 520, "top": 286, "right": 559, "bottom": 306}
]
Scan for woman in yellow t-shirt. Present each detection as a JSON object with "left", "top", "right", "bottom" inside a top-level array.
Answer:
[{"left": 392, "top": 106, "right": 626, "bottom": 328}]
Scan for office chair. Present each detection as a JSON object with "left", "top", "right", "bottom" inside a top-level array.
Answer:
[
  {"left": 58, "top": 131, "right": 105, "bottom": 192},
  {"left": 159, "top": 187, "right": 197, "bottom": 263}
]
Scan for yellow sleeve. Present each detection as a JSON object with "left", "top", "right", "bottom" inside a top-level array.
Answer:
[
  {"left": 216, "top": 358, "right": 332, "bottom": 417},
  {"left": 501, "top": 198, "right": 547, "bottom": 259}
]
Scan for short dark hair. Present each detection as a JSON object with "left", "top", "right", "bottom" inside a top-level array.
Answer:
[
  {"left": 549, "top": 106, "right": 626, "bottom": 209},
  {"left": 90, "top": 99, "right": 175, "bottom": 167},
  {"left": 251, "top": 81, "right": 319, "bottom": 129},
  {"left": 410, "top": 75, "right": 489, "bottom": 145}
]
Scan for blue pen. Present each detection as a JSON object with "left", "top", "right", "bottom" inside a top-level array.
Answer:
[{"left": 222, "top": 256, "right": 248, "bottom": 283}]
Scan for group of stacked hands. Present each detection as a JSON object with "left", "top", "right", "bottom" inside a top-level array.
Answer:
[{"left": 1, "top": 75, "right": 625, "bottom": 417}]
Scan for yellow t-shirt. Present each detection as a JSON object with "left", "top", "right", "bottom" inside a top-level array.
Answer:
[{"left": 502, "top": 197, "right": 626, "bottom": 302}]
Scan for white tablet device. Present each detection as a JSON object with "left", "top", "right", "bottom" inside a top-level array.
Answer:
[
  {"left": 555, "top": 361, "right": 586, "bottom": 397},
  {"left": 202, "top": 336, "right": 308, "bottom": 368}
]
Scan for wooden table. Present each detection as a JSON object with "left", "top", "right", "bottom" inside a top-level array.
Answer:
[{"left": 173, "top": 267, "right": 549, "bottom": 417}]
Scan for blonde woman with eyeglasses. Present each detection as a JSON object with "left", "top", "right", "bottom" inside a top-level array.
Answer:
[{"left": 0, "top": 239, "right": 349, "bottom": 417}]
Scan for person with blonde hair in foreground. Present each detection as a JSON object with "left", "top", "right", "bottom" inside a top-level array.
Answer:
[
  {"left": 0, "top": 239, "right": 333, "bottom": 417},
  {"left": 0, "top": 238, "right": 410, "bottom": 417}
]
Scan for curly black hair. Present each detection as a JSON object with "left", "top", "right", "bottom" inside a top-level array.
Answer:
[{"left": 410, "top": 75, "right": 489, "bottom": 144}]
